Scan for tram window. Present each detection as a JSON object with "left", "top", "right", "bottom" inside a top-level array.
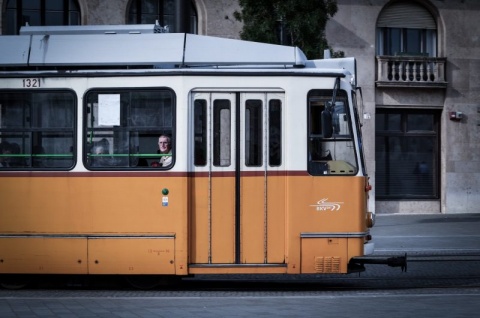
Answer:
[
  {"left": 245, "top": 100, "right": 262, "bottom": 166},
  {"left": 213, "top": 100, "right": 231, "bottom": 167},
  {"left": 307, "top": 90, "right": 357, "bottom": 176},
  {"left": 0, "top": 91, "right": 75, "bottom": 170},
  {"left": 85, "top": 89, "right": 175, "bottom": 169},
  {"left": 269, "top": 99, "right": 282, "bottom": 166},
  {"left": 194, "top": 99, "right": 207, "bottom": 166}
]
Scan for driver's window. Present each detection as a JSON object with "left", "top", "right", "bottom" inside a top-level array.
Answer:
[{"left": 307, "top": 89, "right": 357, "bottom": 176}]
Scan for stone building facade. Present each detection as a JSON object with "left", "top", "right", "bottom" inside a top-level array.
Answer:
[
  {"left": 325, "top": 0, "right": 480, "bottom": 214},
  {"left": 1, "top": 0, "right": 479, "bottom": 214},
  {"left": 0, "top": 0, "right": 243, "bottom": 38}
]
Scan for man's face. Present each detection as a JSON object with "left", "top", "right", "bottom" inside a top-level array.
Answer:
[{"left": 158, "top": 137, "right": 171, "bottom": 153}]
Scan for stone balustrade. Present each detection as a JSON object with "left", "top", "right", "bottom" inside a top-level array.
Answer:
[{"left": 376, "top": 56, "right": 447, "bottom": 88}]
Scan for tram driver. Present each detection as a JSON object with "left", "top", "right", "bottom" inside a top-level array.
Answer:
[
  {"left": 0, "top": 141, "right": 12, "bottom": 167},
  {"left": 151, "top": 134, "right": 172, "bottom": 167},
  {"left": 0, "top": 141, "right": 25, "bottom": 167}
]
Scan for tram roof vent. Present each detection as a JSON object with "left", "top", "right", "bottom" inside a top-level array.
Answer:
[
  {"left": 19, "top": 23, "right": 168, "bottom": 35},
  {"left": 1, "top": 24, "right": 307, "bottom": 69}
]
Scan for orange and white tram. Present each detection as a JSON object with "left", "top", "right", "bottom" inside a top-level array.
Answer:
[{"left": 0, "top": 24, "right": 402, "bottom": 289}]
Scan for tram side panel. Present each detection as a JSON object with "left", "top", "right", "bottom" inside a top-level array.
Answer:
[
  {"left": 287, "top": 176, "right": 367, "bottom": 274},
  {"left": 83, "top": 175, "right": 186, "bottom": 275},
  {"left": 265, "top": 174, "right": 287, "bottom": 264},
  {"left": 0, "top": 75, "right": 366, "bottom": 276},
  {"left": 0, "top": 174, "right": 187, "bottom": 275},
  {"left": 0, "top": 75, "right": 190, "bottom": 276},
  {"left": 282, "top": 81, "right": 368, "bottom": 275}
]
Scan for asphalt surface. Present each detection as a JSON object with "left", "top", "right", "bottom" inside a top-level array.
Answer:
[{"left": 371, "top": 213, "right": 480, "bottom": 256}]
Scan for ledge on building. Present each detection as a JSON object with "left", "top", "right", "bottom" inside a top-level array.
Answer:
[{"left": 376, "top": 55, "right": 447, "bottom": 89}]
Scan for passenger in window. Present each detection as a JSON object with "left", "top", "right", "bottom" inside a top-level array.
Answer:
[
  {"left": 93, "top": 145, "right": 108, "bottom": 155},
  {"left": 136, "top": 155, "right": 149, "bottom": 167},
  {"left": 91, "top": 139, "right": 110, "bottom": 167},
  {"left": 0, "top": 141, "right": 25, "bottom": 167},
  {"left": 0, "top": 141, "right": 12, "bottom": 167},
  {"left": 151, "top": 135, "right": 172, "bottom": 167}
]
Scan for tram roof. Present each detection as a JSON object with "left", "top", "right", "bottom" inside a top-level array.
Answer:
[{"left": 0, "top": 24, "right": 308, "bottom": 69}]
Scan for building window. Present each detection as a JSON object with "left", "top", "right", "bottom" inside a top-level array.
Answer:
[
  {"left": 127, "top": 0, "right": 197, "bottom": 34},
  {"left": 375, "top": 109, "right": 440, "bottom": 199},
  {"left": 4, "top": 0, "right": 80, "bottom": 35},
  {"left": 376, "top": 1, "right": 437, "bottom": 57}
]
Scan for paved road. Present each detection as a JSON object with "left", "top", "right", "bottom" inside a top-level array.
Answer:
[
  {"left": 372, "top": 213, "right": 480, "bottom": 255},
  {"left": 1, "top": 213, "right": 480, "bottom": 317},
  {"left": 1, "top": 292, "right": 480, "bottom": 318}
]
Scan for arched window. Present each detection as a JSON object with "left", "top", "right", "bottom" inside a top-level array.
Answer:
[
  {"left": 376, "top": 1, "right": 437, "bottom": 57},
  {"left": 127, "top": 0, "right": 197, "bottom": 34},
  {"left": 4, "top": 0, "right": 80, "bottom": 35}
]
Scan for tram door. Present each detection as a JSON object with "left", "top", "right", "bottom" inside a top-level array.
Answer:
[{"left": 190, "top": 91, "right": 286, "bottom": 265}]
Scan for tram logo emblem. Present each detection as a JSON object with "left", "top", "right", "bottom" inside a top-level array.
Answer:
[{"left": 310, "top": 198, "right": 344, "bottom": 211}]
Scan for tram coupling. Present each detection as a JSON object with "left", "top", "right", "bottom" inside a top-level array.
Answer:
[{"left": 349, "top": 253, "right": 407, "bottom": 272}]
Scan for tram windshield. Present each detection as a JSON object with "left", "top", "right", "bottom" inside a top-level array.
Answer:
[{"left": 308, "top": 89, "right": 358, "bottom": 176}]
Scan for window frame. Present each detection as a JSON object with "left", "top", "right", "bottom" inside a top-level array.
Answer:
[
  {"left": 83, "top": 87, "right": 176, "bottom": 170},
  {"left": 0, "top": 89, "right": 77, "bottom": 170},
  {"left": 193, "top": 99, "right": 207, "bottom": 167},
  {"left": 127, "top": 0, "right": 198, "bottom": 34},
  {"left": 244, "top": 99, "right": 263, "bottom": 167},
  {"left": 212, "top": 99, "right": 231, "bottom": 167},
  {"left": 378, "top": 27, "right": 436, "bottom": 57},
  {"left": 375, "top": 108, "right": 440, "bottom": 200},
  {"left": 268, "top": 98, "right": 282, "bottom": 167},
  {"left": 307, "top": 89, "right": 358, "bottom": 176},
  {"left": 4, "top": 0, "right": 81, "bottom": 35}
]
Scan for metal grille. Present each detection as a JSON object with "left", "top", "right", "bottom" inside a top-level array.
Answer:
[{"left": 315, "top": 256, "right": 341, "bottom": 273}]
